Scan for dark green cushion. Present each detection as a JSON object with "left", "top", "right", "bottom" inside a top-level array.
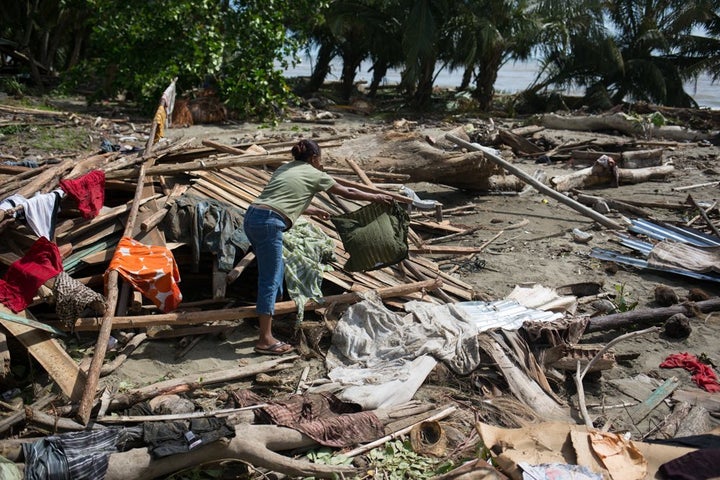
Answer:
[{"left": 331, "top": 201, "right": 409, "bottom": 272}]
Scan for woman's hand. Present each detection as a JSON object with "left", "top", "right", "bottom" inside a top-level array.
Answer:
[
  {"left": 305, "top": 207, "right": 331, "bottom": 220},
  {"left": 373, "top": 193, "right": 393, "bottom": 205}
]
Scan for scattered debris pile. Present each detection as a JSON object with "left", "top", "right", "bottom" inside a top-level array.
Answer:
[{"left": 0, "top": 95, "right": 719, "bottom": 479}]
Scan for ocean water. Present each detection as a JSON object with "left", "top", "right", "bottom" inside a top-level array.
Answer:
[{"left": 284, "top": 57, "right": 719, "bottom": 109}]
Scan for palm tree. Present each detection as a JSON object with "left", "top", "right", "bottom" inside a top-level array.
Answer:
[
  {"left": 674, "top": 1, "right": 720, "bottom": 83},
  {"left": 533, "top": 0, "right": 716, "bottom": 108},
  {"left": 443, "top": 0, "right": 540, "bottom": 110},
  {"left": 398, "top": 0, "right": 451, "bottom": 107}
]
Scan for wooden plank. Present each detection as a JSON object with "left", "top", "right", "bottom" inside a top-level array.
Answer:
[
  {"left": 673, "top": 388, "right": 720, "bottom": 413},
  {"left": 625, "top": 376, "right": 680, "bottom": 424},
  {"left": 0, "top": 306, "right": 86, "bottom": 401}
]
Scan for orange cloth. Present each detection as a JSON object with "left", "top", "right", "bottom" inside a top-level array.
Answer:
[{"left": 107, "top": 237, "right": 181, "bottom": 312}]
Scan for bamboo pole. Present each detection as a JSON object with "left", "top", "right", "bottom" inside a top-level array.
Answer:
[
  {"left": 76, "top": 148, "right": 158, "bottom": 424},
  {"left": 445, "top": 134, "right": 624, "bottom": 230}
]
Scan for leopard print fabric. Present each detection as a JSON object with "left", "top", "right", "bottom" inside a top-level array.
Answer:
[{"left": 52, "top": 272, "right": 106, "bottom": 331}]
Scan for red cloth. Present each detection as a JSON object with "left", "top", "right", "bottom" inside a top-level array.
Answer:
[
  {"left": 59, "top": 170, "right": 106, "bottom": 219},
  {"left": 660, "top": 352, "right": 720, "bottom": 392},
  {"left": 0, "top": 237, "right": 63, "bottom": 312}
]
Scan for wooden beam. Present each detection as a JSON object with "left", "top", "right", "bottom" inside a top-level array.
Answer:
[
  {"left": 0, "top": 307, "right": 86, "bottom": 401},
  {"left": 71, "top": 279, "right": 442, "bottom": 331}
]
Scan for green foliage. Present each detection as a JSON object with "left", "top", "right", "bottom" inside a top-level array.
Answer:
[
  {"left": 612, "top": 284, "right": 638, "bottom": 312},
  {"left": 65, "top": 0, "right": 327, "bottom": 119},
  {"left": 304, "top": 441, "right": 458, "bottom": 480},
  {"left": 366, "top": 439, "right": 444, "bottom": 479},
  {"left": 0, "top": 125, "right": 89, "bottom": 153},
  {"left": 305, "top": 446, "right": 354, "bottom": 467},
  {"left": 0, "top": 78, "right": 25, "bottom": 97},
  {"left": 77, "top": 0, "right": 227, "bottom": 112},
  {"left": 218, "top": 0, "right": 326, "bottom": 120}
]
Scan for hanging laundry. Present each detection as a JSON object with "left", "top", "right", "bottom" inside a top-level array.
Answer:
[
  {"left": 0, "top": 190, "right": 64, "bottom": 239},
  {"left": 107, "top": 237, "right": 182, "bottom": 312},
  {"left": 59, "top": 170, "right": 106, "bottom": 219},
  {"left": 0, "top": 237, "right": 63, "bottom": 312},
  {"left": 23, "top": 189, "right": 64, "bottom": 240},
  {"left": 164, "top": 194, "right": 249, "bottom": 272},
  {"left": 0, "top": 194, "right": 29, "bottom": 214}
]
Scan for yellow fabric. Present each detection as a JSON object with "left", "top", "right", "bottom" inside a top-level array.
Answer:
[{"left": 153, "top": 105, "right": 167, "bottom": 144}]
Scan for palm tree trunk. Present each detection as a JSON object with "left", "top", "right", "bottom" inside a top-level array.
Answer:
[
  {"left": 412, "top": 57, "right": 436, "bottom": 108},
  {"left": 340, "top": 54, "right": 362, "bottom": 100},
  {"left": 307, "top": 43, "right": 335, "bottom": 93},
  {"left": 368, "top": 59, "right": 388, "bottom": 97},
  {"left": 459, "top": 66, "right": 473, "bottom": 90},
  {"left": 474, "top": 52, "right": 502, "bottom": 110}
]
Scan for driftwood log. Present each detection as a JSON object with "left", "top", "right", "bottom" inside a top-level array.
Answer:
[
  {"left": 105, "top": 424, "right": 355, "bottom": 479},
  {"left": 538, "top": 112, "right": 718, "bottom": 142},
  {"left": 103, "top": 402, "right": 442, "bottom": 480},
  {"left": 586, "top": 297, "right": 720, "bottom": 333},
  {"left": 0, "top": 402, "right": 441, "bottom": 479},
  {"left": 331, "top": 130, "right": 504, "bottom": 191},
  {"left": 551, "top": 164, "right": 674, "bottom": 191}
]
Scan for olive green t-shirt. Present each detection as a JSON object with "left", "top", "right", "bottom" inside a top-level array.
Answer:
[{"left": 254, "top": 161, "right": 336, "bottom": 224}]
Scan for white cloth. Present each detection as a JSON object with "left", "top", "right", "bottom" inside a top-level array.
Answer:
[
  {"left": 324, "top": 294, "right": 483, "bottom": 409},
  {"left": 23, "top": 189, "right": 65, "bottom": 239}
]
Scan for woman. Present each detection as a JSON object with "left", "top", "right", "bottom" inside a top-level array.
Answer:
[{"left": 244, "top": 139, "right": 392, "bottom": 355}]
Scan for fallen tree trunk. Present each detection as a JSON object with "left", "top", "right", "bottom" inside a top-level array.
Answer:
[
  {"left": 538, "top": 112, "right": 718, "bottom": 142},
  {"left": 331, "top": 131, "right": 504, "bottom": 191},
  {"left": 551, "top": 164, "right": 674, "bottom": 192},
  {"left": 585, "top": 298, "right": 720, "bottom": 333},
  {"left": 103, "top": 402, "right": 441, "bottom": 479}
]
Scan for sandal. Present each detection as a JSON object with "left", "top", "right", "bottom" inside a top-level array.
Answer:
[{"left": 254, "top": 341, "right": 294, "bottom": 356}]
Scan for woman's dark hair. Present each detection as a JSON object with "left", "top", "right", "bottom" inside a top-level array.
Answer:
[{"left": 291, "top": 139, "right": 321, "bottom": 162}]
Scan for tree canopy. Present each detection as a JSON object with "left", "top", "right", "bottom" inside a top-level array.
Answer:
[{"left": 0, "top": 0, "right": 717, "bottom": 117}]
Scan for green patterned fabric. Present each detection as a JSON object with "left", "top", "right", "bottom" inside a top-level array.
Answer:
[
  {"left": 282, "top": 218, "right": 335, "bottom": 322},
  {"left": 331, "top": 201, "right": 409, "bottom": 272}
]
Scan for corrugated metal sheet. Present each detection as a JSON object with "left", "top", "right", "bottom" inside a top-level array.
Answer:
[
  {"left": 629, "top": 218, "right": 720, "bottom": 247},
  {"left": 590, "top": 218, "right": 720, "bottom": 282},
  {"left": 457, "top": 299, "right": 563, "bottom": 332}
]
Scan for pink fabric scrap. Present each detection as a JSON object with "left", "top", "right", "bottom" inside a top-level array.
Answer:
[
  {"left": 0, "top": 237, "right": 63, "bottom": 312},
  {"left": 660, "top": 352, "right": 720, "bottom": 392},
  {"left": 59, "top": 169, "right": 106, "bottom": 219}
]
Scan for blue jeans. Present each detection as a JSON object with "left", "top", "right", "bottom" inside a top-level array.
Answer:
[{"left": 243, "top": 206, "right": 286, "bottom": 315}]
